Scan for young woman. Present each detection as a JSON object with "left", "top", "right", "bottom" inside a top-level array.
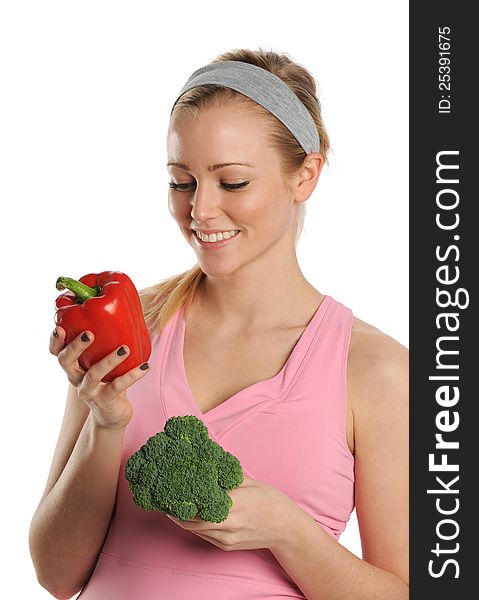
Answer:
[{"left": 30, "top": 48, "right": 408, "bottom": 599}]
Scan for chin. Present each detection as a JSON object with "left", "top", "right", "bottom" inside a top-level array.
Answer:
[
  {"left": 198, "top": 265, "right": 234, "bottom": 278},
  {"left": 197, "top": 258, "right": 241, "bottom": 278}
]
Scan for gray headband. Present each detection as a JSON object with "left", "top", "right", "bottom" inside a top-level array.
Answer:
[{"left": 171, "top": 60, "right": 320, "bottom": 155}]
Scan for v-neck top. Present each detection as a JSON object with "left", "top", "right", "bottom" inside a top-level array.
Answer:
[{"left": 78, "top": 294, "right": 355, "bottom": 600}]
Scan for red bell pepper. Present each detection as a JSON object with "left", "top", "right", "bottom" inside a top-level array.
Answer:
[{"left": 54, "top": 271, "right": 151, "bottom": 383}]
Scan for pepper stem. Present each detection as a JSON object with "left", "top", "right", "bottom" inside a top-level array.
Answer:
[{"left": 56, "top": 276, "right": 101, "bottom": 303}]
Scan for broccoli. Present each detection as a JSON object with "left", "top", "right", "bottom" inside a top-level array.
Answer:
[{"left": 125, "top": 415, "right": 244, "bottom": 523}]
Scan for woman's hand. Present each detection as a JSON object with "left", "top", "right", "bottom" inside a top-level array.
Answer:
[
  {"left": 49, "top": 326, "right": 150, "bottom": 430},
  {"left": 166, "top": 476, "right": 297, "bottom": 552}
]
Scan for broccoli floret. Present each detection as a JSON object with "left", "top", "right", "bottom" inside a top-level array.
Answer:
[{"left": 125, "top": 415, "right": 244, "bottom": 522}]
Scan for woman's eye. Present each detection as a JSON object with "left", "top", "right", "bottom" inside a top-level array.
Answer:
[
  {"left": 169, "top": 182, "right": 194, "bottom": 191},
  {"left": 168, "top": 181, "right": 249, "bottom": 191},
  {"left": 224, "top": 181, "right": 249, "bottom": 190}
]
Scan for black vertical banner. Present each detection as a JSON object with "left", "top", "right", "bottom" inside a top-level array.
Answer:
[{"left": 410, "top": 3, "right": 477, "bottom": 598}]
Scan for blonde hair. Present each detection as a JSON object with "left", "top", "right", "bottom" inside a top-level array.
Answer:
[{"left": 141, "top": 47, "right": 331, "bottom": 335}]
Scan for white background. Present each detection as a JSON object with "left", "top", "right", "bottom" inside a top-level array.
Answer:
[{"left": 0, "top": 1, "right": 408, "bottom": 597}]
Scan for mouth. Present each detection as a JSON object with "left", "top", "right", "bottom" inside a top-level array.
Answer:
[{"left": 193, "top": 229, "right": 241, "bottom": 250}]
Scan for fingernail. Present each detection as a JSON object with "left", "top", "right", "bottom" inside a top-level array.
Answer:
[
  {"left": 140, "top": 362, "right": 149, "bottom": 370},
  {"left": 81, "top": 332, "right": 90, "bottom": 342},
  {"left": 117, "top": 346, "right": 127, "bottom": 356},
  {"left": 52, "top": 328, "right": 59, "bottom": 337}
]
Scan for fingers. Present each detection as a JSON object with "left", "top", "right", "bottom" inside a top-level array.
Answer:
[
  {"left": 81, "top": 343, "right": 131, "bottom": 390},
  {"left": 49, "top": 325, "right": 67, "bottom": 356},
  {"left": 92, "top": 353, "right": 150, "bottom": 405},
  {"left": 50, "top": 325, "right": 150, "bottom": 407},
  {"left": 167, "top": 515, "right": 221, "bottom": 546},
  {"left": 78, "top": 343, "right": 149, "bottom": 403},
  {"left": 56, "top": 329, "right": 94, "bottom": 366},
  {"left": 52, "top": 327, "right": 92, "bottom": 387}
]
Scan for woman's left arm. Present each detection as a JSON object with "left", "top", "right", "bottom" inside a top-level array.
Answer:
[
  {"left": 269, "top": 332, "right": 409, "bottom": 599},
  {"left": 167, "top": 329, "right": 409, "bottom": 599}
]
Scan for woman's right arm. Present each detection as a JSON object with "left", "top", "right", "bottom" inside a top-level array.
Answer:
[{"left": 29, "top": 327, "right": 150, "bottom": 600}]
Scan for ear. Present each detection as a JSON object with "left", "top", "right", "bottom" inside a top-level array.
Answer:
[{"left": 293, "top": 153, "right": 324, "bottom": 203}]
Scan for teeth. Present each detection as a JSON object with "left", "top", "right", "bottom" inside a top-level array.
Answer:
[{"left": 196, "top": 230, "right": 239, "bottom": 243}]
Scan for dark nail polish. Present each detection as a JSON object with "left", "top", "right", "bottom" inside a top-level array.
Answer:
[
  {"left": 52, "top": 329, "right": 59, "bottom": 337},
  {"left": 117, "top": 346, "right": 127, "bottom": 356},
  {"left": 140, "top": 362, "right": 149, "bottom": 370},
  {"left": 81, "top": 332, "right": 90, "bottom": 342}
]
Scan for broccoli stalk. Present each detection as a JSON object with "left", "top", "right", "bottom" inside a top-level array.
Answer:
[{"left": 125, "top": 415, "right": 244, "bottom": 523}]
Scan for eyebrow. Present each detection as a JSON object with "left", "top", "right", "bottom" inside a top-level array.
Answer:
[{"left": 167, "top": 161, "right": 254, "bottom": 172}]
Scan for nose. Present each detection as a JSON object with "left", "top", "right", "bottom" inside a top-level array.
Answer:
[{"left": 190, "top": 181, "right": 222, "bottom": 223}]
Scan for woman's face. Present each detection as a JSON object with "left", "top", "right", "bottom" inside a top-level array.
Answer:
[{"left": 166, "top": 103, "right": 298, "bottom": 278}]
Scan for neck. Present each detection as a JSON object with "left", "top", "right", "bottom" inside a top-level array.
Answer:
[{"left": 195, "top": 242, "right": 323, "bottom": 334}]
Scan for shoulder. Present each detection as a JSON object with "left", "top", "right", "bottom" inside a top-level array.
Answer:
[
  {"left": 346, "top": 317, "right": 409, "bottom": 585},
  {"left": 347, "top": 316, "right": 408, "bottom": 421}
]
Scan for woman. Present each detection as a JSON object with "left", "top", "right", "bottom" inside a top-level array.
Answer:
[{"left": 30, "top": 48, "right": 408, "bottom": 599}]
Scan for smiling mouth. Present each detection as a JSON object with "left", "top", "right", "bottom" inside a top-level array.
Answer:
[{"left": 194, "top": 230, "right": 240, "bottom": 243}]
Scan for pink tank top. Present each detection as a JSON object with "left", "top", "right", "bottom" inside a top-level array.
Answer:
[{"left": 78, "top": 294, "right": 355, "bottom": 599}]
